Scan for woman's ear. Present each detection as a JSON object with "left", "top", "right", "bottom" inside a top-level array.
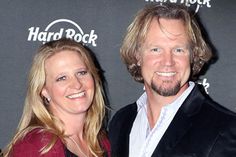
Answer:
[{"left": 42, "top": 88, "right": 51, "bottom": 102}]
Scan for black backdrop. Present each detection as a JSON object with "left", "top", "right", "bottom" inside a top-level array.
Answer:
[{"left": 0, "top": 0, "right": 235, "bottom": 148}]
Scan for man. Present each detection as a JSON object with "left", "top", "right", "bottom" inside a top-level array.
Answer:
[{"left": 109, "top": 3, "right": 236, "bottom": 157}]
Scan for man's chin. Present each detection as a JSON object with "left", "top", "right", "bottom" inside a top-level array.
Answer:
[{"left": 151, "top": 81, "right": 181, "bottom": 96}]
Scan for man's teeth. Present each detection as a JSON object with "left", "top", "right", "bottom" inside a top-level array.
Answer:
[
  {"left": 67, "top": 92, "right": 85, "bottom": 98},
  {"left": 156, "top": 72, "right": 176, "bottom": 77}
]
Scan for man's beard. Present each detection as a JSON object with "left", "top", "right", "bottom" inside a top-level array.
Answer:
[{"left": 151, "top": 80, "right": 181, "bottom": 96}]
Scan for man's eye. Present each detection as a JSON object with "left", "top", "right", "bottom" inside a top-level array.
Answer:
[
  {"left": 173, "top": 48, "right": 185, "bottom": 53},
  {"left": 56, "top": 76, "right": 66, "bottom": 82},
  {"left": 151, "top": 48, "right": 161, "bottom": 53}
]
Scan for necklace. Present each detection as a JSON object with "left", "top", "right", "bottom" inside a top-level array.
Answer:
[{"left": 68, "top": 136, "right": 89, "bottom": 157}]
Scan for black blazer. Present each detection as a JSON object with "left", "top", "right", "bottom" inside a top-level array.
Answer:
[{"left": 109, "top": 84, "right": 236, "bottom": 157}]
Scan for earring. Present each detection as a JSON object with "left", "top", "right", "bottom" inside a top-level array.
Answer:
[{"left": 47, "top": 97, "right": 51, "bottom": 102}]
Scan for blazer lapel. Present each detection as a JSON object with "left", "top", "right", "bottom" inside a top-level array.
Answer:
[
  {"left": 152, "top": 85, "right": 206, "bottom": 157},
  {"left": 110, "top": 103, "right": 138, "bottom": 157}
]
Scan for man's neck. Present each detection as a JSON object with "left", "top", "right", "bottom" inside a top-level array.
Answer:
[{"left": 145, "top": 83, "right": 189, "bottom": 128}]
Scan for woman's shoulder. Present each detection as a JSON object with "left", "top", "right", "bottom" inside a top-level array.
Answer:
[
  {"left": 16, "top": 128, "right": 58, "bottom": 147},
  {"left": 11, "top": 128, "right": 65, "bottom": 156}
]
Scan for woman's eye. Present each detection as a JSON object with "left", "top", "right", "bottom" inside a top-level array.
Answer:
[
  {"left": 56, "top": 76, "right": 66, "bottom": 82},
  {"left": 77, "top": 70, "right": 88, "bottom": 76}
]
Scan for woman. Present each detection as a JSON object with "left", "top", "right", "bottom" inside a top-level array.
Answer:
[{"left": 4, "top": 38, "right": 110, "bottom": 157}]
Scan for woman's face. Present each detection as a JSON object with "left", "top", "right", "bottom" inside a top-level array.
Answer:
[{"left": 42, "top": 50, "right": 95, "bottom": 118}]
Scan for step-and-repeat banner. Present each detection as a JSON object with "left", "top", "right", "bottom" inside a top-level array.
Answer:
[{"left": 0, "top": 0, "right": 235, "bottom": 149}]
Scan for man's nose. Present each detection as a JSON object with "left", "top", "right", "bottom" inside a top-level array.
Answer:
[{"left": 163, "top": 51, "right": 175, "bottom": 66}]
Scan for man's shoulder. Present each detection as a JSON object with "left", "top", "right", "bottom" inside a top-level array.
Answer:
[
  {"left": 194, "top": 97, "right": 236, "bottom": 133},
  {"left": 109, "top": 103, "right": 138, "bottom": 155},
  {"left": 204, "top": 98, "right": 236, "bottom": 121},
  {"left": 112, "top": 103, "right": 137, "bottom": 120},
  {"left": 189, "top": 84, "right": 236, "bottom": 122},
  {"left": 109, "top": 102, "right": 137, "bottom": 130},
  {"left": 201, "top": 101, "right": 236, "bottom": 154}
]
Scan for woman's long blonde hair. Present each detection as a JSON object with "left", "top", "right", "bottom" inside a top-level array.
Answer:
[{"left": 4, "top": 38, "right": 106, "bottom": 157}]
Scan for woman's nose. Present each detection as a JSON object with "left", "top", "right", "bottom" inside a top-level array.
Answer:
[{"left": 70, "top": 77, "right": 82, "bottom": 89}]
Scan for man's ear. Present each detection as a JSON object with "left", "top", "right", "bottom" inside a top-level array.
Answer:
[
  {"left": 137, "top": 59, "right": 142, "bottom": 66},
  {"left": 136, "top": 53, "right": 142, "bottom": 66}
]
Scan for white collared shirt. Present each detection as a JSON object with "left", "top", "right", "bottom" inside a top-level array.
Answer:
[{"left": 129, "top": 82, "right": 195, "bottom": 157}]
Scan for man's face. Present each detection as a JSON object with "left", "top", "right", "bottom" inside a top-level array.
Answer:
[{"left": 139, "top": 18, "right": 191, "bottom": 96}]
